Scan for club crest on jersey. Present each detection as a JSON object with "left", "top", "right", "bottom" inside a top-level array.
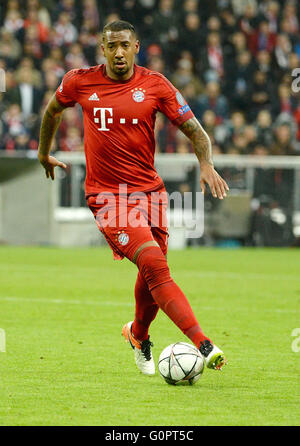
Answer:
[
  {"left": 132, "top": 88, "right": 146, "bottom": 103},
  {"left": 117, "top": 231, "right": 129, "bottom": 246}
]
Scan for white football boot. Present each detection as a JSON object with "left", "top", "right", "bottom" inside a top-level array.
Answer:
[
  {"left": 122, "top": 321, "right": 155, "bottom": 376},
  {"left": 199, "top": 340, "right": 227, "bottom": 370}
]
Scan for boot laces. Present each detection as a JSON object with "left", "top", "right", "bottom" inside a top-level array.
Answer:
[
  {"left": 199, "top": 340, "right": 214, "bottom": 357},
  {"left": 141, "top": 339, "right": 153, "bottom": 361}
]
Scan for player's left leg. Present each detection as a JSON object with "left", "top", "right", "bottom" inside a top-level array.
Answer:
[{"left": 134, "top": 243, "right": 227, "bottom": 370}]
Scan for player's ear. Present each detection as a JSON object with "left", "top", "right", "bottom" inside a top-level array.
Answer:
[
  {"left": 101, "top": 43, "right": 106, "bottom": 57},
  {"left": 135, "top": 40, "right": 140, "bottom": 54}
]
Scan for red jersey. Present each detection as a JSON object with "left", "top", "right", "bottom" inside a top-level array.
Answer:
[{"left": 55, "top": 64, "right": 194, "bottom": 196}]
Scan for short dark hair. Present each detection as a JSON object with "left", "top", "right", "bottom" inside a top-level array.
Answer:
[{"left": 102, "top": 20, "right": 137, "bottom": 40}]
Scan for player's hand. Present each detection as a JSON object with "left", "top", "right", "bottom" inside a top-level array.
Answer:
[
  {"left": 38, "top": 154, "right": 67, "bottom": 180},
  {"left": 200, "top": 161, "right": 229, "bottom": 199}
]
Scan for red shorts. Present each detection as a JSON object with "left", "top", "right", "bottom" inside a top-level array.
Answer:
[{"left": 87, "top": 186, "right": 169, "bottom": 261}]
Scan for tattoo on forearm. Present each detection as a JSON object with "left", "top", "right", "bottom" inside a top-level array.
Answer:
[{"left": 179, "top": 117, "right": 213, "bottom": 165}]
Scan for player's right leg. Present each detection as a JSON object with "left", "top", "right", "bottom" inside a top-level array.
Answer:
[{"left": 122, "top": 320, "right": 155, "bottom": 375}]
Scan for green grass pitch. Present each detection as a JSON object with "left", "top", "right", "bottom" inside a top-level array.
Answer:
[{"left": 0, "top": 246, "right": 299, "bottom": 426}]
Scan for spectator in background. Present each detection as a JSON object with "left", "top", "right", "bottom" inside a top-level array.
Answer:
[
  {"left": 23, "top": 8, "right": 49, "bottom": 44},
  {"left": 65, "top": 42, "right": 89, "bottom": 70},
  {"left": 14, "top": 129, "right": 38, "bottom": 151},
  {"left": 51, "top": 11, "right": 78, "bottom": 47},
  {"left": 231, "top": 0, "right": 258, "bottom": 17},
  {"left": 239, "top": 3, "right": 261, "bottom": 38},
  {"left": 43, "top": 70, "right": 60, "bottom": 91},
  {"left": 255, "top": 50, "right": 273, "bottom": 81},
  {"left": 48, "top": 46, "right": 65, "bottom": 69},
  {"left": 26, "top": 0, "right": 52, "bottom": 29},
  {"left": 255, "top": 110, "right": 274, "bottom": 146},
  {"left": 227, "top": 111, "right": 247, "bottom": 140},
  {"left": 200, "top": 32, "right": 224, "bottom": 81},
  {"left": 181, "top": 0, "right": 199, "bottom": 18},
  {"left": 174, "top": 130, "right": 192, "bottom": 154},
  {"left": 41, "top": 56, "right": 65, "bottom": 81},
  {"left": 248, "top": 20, "right": 277, "bottom": 56},
  {"left": 243, "top": 124, "right": 258, "bottom": 153},
  {"left": 274, "top": 34, "right": 293, "bottom": 71},
  {"left": 271, "top": 124, "right": 296, "bottom": 155},
  {"left": 181, "top": 82, "right": 202, "bottom": 117},
  {"left": 52, "top": 0, "right": 81, "bottom": 28},
  {"left": 226, "top": 50, "right": 254, "bottom": 112},
  {"left": 196, "top": 81, "right": 229, "bottom": 122},
  {"left": 251, "top": 143, "right": 269, "bottom": 156},
  {"left": 288, "top": 52, "right": 300, "bottom": 73},
  {"left": 230, "top": 31, "right": 248, "bottom": 58},
  {"left": 3, "top": 10, "right": 24, "bottom": 37},
  {"left": 2, "top": 103, "right": 27, "bottom": 141},
  {"left": 178, "top": 12, "right": 203, "bottom": 58},
  {"left": 272, "top": 83, "right": 298, "bottom": 117},
  {"left": 282, "top": 1, "right": 299, "bottom": 36},
  {"left": 171, "top": 55, "right": 203, "bottom": 95},
  {"left": 201, "top": 110, "right": 218, "bottom": 142},
  {"left": 220, "top": 9, "right": 237, "bottom": 38},
  {"left": 263, "top": 1, "right": 280, "bottom": 34},
  {"left": 78, "top": 26, "right": 99, "bottom": 66},
  {"left": 14, "top": 56, "right": 43, "bottom": 88},
  {"left": 6, "top": 66, "right": 42, "bottom": 136},
  {"left": 147, "top": 54, "right": 166, "bottom": 74},
  {"left": 279, "top": 17, "right": 298, "bottom": 46},
  {"left": 151, "top": 0, "right": 179, "bottom": 66},
  {"left": 81, "top": 0, "right": 100, "bottom": 32},
  {"left": 0, "top": 29, "right": 22, "bottom": 68},
  {"left": 249, "top": 71, "right": 273, "bottom": 119},
  {"left": 23, "top": 23, "right": 45, "bottom": 60}
]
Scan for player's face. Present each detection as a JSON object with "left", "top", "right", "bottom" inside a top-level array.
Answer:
[{"left": 102, "top": 30, "right": 140, "bottom": 80}]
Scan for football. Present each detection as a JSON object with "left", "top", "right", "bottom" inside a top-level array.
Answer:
[{"left": 158, "top": 342, "right": 204, "bottom": 385}]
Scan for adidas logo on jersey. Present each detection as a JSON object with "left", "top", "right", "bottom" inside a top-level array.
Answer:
[{"left": 89, "top": 93, "right": 100, "bottom": 101}]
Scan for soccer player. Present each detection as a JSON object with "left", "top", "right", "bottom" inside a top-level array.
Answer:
[{"left": 38, "top": 20, "right": 229, "bottom": 375}]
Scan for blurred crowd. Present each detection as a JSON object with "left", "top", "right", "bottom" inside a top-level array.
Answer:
[{"left": 0, "top": 0, "right": 299, "bottom": 157}]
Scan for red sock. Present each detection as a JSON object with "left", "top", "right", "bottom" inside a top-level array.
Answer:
[
  {"left": 136, "top": 246, "right": 211, "bottom": 348},
  {"left": 131, "top": 272, "right": 159, "bottom": 341}
]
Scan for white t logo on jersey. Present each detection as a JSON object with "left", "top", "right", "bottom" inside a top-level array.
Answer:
[
  {"left": 93, "top": 107, "right": 139, "bottom": 131},
  {"left": 94, "top": 107, "right": 113, "bottom": 131}
]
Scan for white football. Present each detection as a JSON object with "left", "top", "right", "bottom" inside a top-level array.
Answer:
[{"left": 158, "top": 342, "right": 204, "bottom": 385}]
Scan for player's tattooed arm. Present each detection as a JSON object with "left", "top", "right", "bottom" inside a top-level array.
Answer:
[
  {"left": 179, "top": 117, "right": 229, "bottom": 199},
  {"left": 179, "top": 117, "right": 213, "bottom": 166},
  {"left": 38, "top": 94, "right": 67, "bottom": 180}
]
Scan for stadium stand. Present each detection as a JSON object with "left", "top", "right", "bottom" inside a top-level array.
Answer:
[{"left": 0, "top": 0, "right": 299, "bottom": 155}]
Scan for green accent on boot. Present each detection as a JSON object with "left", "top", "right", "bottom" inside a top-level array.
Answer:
[{"left": 207, "top": 353, "right": 227, "bottom": 370}]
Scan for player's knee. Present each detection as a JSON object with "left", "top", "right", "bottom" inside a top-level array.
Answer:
[{"left": 135, "top": 246, "right": 172, "bottom": 291}]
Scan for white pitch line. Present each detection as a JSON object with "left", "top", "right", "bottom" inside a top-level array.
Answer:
[
  {"left": 0, "top": 296, "right": 298, "bottom": 314},
  {"left": 0, "top": 296, "right": 132, "bottom": 307},
  {"left": 177, "top": 270, "right": 300, "bottom": 282}
]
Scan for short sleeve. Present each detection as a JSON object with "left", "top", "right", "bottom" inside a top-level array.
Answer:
[
  {"left": 55, "top": 69, "right": 78, "bottom": 108},
  {"left": 156, "top": 75, "right": 194, "bottom": 126}
]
